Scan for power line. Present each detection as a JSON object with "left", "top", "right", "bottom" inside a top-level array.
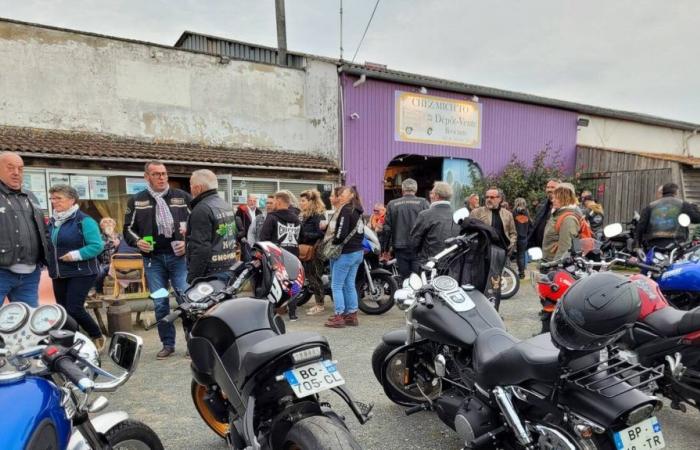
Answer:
[{"left": 351, "top": 0, "right": 381, "bottom": 63}]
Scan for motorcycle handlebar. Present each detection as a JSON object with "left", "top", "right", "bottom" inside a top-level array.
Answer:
[
  {"left": 42, "top": 347, "right": 94, "bottom": 392},
  {"left": 423, "top": 291, "right": 435, "bottom": 309}
]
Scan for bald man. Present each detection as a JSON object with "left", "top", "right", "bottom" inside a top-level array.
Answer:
[
  {"left": 0, "top": 152, "right": 50, "bottom": 306},
  {"left": 186, "top": 169, "right": 238, "bottom": 283}
]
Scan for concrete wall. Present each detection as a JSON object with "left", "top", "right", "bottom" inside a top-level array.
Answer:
[
  {"left": 577, "top": 115, "right": 700, "bottom": 157},
  {"left": 0, "top": 20, "right": 339, "bottom": 159}
]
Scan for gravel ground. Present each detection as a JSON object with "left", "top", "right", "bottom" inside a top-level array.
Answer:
[{"left": 100, "top": 279, "right": 700, "bottom": 449}]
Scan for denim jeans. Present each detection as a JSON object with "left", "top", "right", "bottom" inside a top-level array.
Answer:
[
  {"left": 0, "top": 266, "right": 41, "bottom": 307},
  {"left": 143, "top": 254, "right": 188, "bottom": 349},
  {"left": 53, "top": 275, "right": 101, "bottom": 338},
  {"left": 330, "top": 251, "right": 363, "bottom": 315}
]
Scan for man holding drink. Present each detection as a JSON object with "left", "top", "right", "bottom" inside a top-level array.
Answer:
[{"left": 124, "top": 161, "right": 191, "bottom": 359}]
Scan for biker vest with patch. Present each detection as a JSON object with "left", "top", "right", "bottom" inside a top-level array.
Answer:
[{"left": 645, "top": 197, "right": 684, "bottom": 241}]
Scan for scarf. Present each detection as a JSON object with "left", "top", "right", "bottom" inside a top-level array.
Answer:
[
  {"left": 52, "top": 204, "right": 80, "bottom": 227},
  {"left": 147, "top": 186, "right": 174, "bottom": 238}
]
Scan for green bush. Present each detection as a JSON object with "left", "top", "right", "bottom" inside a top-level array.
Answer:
[{"left": 465, "top": 147, "right": 595, "bottom": 208}]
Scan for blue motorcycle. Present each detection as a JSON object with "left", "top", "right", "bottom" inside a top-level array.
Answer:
[
  {"left": 643, "top": 242, "right": 700, "bottom": 309},
  {"left": 0, "top": 302, "right": 162, "bottom": 449}
]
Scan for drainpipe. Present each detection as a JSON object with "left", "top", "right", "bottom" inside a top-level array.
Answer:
[
  {"left": 683, "top": 128, "right": 699, "bottom": 157},
  {"left": 352, "top": 74, "right": 366, "bottom": 88},
  {"left": 275, "top": 0, "right": 287, "bottom": 66},
  {"left": 338, "top": 71, "right": 346, "bottom": 185}
]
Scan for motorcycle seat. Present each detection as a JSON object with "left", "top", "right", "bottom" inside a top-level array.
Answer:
[
  {"left": 239, "top": 332, "right": 329, "bottom": 379},
  {"left": 473, "top": 328, "right": 560, "bottom": 388},
  {"left": 645, "top": 306, "right": 700, "bottom": 336}
]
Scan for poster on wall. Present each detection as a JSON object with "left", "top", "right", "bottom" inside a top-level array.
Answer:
[
  {"left": 70, "top": 175, "right": 90, "bottom": 199},
  {"left": 89, "top": 176, "right": 109, "bottom": 200},
  {"left": 126, "top": 178, "right": 148, "bottom": 195},
  {"left": 49, "top": 173, "right": 70, "bottom": 187},
  {"left": 250, "top": 193, "right": 266, "bottom": 209},
  {"left": 442, "top": 159, "right": 475, "bottom": 210},
  {"left": 232, "top": 189, "right": 247, "bottom": 204},
  {"left": 395, "top": 91, "right": 481, "bottom": 148}
]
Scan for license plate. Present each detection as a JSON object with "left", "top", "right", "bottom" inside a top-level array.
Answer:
[
  {"left": 613, "top": 416, "right": 665, "bottom": 450},
  {"left": 283, "top": 360, "right": 345, "bottom": 398}
]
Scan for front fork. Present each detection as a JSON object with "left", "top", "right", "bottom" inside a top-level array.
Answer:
[
  {"left": 362, "top": 260, "right": 376, "bottom": 293},
  {"left": 403, "top": 305, "right": 419, "bottom": 386}
]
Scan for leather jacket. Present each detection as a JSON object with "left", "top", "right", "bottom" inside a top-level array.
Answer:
[
  {"left": 637, "top": 195, "right": 700, "bottom": 245},
  {"left": 0, "top": 182, "right": 48, "bottom": 268},
  {"left": 383, "top": 194, "right": 429, "bottom": 249},
  {"left": 410, "top": 202, "right": 459, "bottom": 264},
  {"left": 186, "top": 189, "right": 238, "bottom": 283}
]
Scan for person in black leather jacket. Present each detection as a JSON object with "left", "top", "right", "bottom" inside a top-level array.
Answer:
[
  {"left": 410, "top": 182, "right": 459, "bottom": 265},
  {"left": 186, "top": 170, "right": 238, "bottom": 284},
  {"left": 383, "top": 178, "right": 429, "bottom": 279},
  {"left": 636, "top": 183, "right": 700, "bottom": 249}
]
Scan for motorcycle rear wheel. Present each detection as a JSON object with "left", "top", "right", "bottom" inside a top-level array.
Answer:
[
  {"left": 104, "top": 419, "right": 164, "bottom": 450},
  {"left": 500, "top": 266, "right": 520, "bottom": 300},
  {"left": 357, "top": 273, "right": 398, "bottom": 315},
  {"left": 283, "top": 415, "right": 361, "bottom": 450},
  {"left": 191, "top": 381, "right": 229, "bottom": 438}
]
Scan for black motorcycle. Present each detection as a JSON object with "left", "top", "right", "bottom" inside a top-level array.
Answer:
[
  {"left": 156, "top": 242, "right": 371, "bottom": 449},
  {"left": 373, "top": 215, "right": 667, "bottom": 449},
  {"left": 296, "top": 228, "right": 398, "bottom": 315}
]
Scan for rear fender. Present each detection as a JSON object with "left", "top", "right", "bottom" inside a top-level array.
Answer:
[
  {"left": 269, "top": 401, "right": 323, "bottom": 449},
  {"left": 381, "top": 329, "right": 423, "bottom": 346},
  {"left": 67, "top": 411, "right": 129, "bottom": 450},
  {"left": 369, "top": 268, "right": 393, "bottom": 277}
]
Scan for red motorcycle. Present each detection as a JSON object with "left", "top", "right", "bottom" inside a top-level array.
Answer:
[{"left": 530, "top": 248, "right": 700, "bottom": 412}]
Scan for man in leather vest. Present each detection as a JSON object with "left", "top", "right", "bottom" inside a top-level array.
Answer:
[
  {"left": 0, "top": 152, "right": 49, "bottom": 307},
  {"left": 383, "top": 178, "right": 429, "bottom": 280},
  {"left": 636, "top": 183, "right": 700, "bottom": 249},
  {"left": 186, "top": 170, "right": 238, "bottom": 284}
]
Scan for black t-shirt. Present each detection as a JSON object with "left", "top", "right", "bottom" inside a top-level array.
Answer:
[{"left": 491, "top": 209, "right": 509, "bottom": 248}]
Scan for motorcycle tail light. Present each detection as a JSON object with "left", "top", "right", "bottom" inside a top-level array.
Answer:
[
  {"left": 291, "top": 347, "right": 322, "bottom": 364},
  {"left": 626, "top": 404, "right": 654, "bottom": 426}
]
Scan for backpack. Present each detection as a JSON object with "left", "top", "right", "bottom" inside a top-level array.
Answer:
[{"left": 554, "top": 211, "right": 593, "bottom": 239}]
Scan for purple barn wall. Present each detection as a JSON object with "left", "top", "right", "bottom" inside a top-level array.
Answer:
[{"left": 341, "top": 74, "right": 578, "bottom": 207}]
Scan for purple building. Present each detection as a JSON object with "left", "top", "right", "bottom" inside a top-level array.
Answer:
[{"left": 339, "top": 68, "right": 578, "bottom": 209}]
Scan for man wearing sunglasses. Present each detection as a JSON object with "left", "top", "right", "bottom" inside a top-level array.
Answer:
[{"left": 471, "top": 187, "right": 517, "bottom": 254}]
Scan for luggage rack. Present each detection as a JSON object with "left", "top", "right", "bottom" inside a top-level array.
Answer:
[{"left": 564, "top": 347, "right": 664, "bottom": 398}]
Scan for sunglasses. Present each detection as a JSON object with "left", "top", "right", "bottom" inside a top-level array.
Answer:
[{"left": 485, "top": 195, "right": 500, "bottom": 199}]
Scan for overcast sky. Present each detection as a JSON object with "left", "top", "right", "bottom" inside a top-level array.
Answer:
[{"left": 3, "top": 0, "right": 698, "bottom": 123}]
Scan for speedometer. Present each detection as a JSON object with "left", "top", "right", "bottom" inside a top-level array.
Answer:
[
  {"left": 188, "top": 282, "right": 215, "bottom": 302},
  {"left": 29, "top": 305, "right": 66, "bottom": 335},
  {"left": 0, "top": 303, "right": 30, "bottom": 333}
]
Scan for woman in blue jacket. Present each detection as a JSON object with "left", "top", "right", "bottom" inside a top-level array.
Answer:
[{"left": 47, "top": 185, "right": 105, "bottom": 351}]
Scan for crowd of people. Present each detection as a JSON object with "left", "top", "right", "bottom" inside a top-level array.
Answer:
[{"left": 6, "top": 147, "right": 699, "bottom": 361}]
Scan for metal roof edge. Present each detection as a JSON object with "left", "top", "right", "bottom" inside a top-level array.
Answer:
[
  {"left": 577, "top": 144, "right": 700, "bottom": 166},
  {"left": 339, "top": 64, "right": 700, "bottom": 132}
]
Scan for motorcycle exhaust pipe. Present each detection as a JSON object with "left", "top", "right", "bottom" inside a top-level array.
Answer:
[{"left": 493, "top": 386, "right": 532, "bottom": 447}]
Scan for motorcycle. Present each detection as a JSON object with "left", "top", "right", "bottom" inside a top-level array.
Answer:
[
  {"left": 0, "top": 302, "right": 161, "bottom": 449},
  {"left": 373, "top": 217, "right": 666, "bottom": 449},
  {"left": 296, "top": 227, "right": 398, "bottom": 315},
  {"left": 155, "top": 241, "right": 371, "bottom": 449},
  {"left": 531, "top": 235, "right": 700, "bottom": 414},
  {"left": 600, "top": 211, "right": 640, "bottom": 259}
]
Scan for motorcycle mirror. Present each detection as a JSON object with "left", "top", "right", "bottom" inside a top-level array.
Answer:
[
  {"left": 527, "top": 247, "right": 543, "bottom": 261},
  {"left": 603, "top": 223, "right": 623, "bottom": 238},
  {"left": 678, "top": 213, "right": 691, "bottom": 228},
  {"left": 108, "top": 332, "right": 143, "bottom": 373},
  {"left": 408, "top": 273, "right": 423, "bottom": 291},
  {"left": 453, "top": 208, "right": 470, "bottom": 225}
]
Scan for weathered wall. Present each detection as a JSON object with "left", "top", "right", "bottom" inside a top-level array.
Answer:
[
  {"left": 0, "top": 20, "right": 339, "bottom": 159},
  {"left": 577, "top": 116, "right": 700, "bottom": 157}
]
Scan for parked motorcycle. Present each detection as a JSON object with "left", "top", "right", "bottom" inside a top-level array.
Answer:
[
  {"left": 0, "top": 302, "right": 161, "bottom": 449},
  {"left": 296, "top": 228, "right": 398, "bottom": 315},
  {"left": 156, "top": 241, "right": 371, "bottom": 449},
  {"left": 373, "top": 223, "right": 666, "bottom": 449},
  {"left": 600, "top": 211, "right": 640, "bottom": 259}
]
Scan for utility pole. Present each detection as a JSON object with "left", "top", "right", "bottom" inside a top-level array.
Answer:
[
  {"left": 275, "top": 0, "right": 287, "bottom": 66},
  {"left": 339, "top": 0, "right": 344, "bottom": 61}
]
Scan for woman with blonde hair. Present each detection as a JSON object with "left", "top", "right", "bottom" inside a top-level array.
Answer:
[{"left": 298, "top": 189, "right": 327, "bottom": 316}]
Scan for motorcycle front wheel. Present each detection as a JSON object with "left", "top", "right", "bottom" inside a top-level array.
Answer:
[
  {"left": 357, "top": 273, "right": 398, "bottom": 315},
  {"left": 191, "top": 381, "right": 229, "bottom": 438},
  {"left": 283, "top": 415, "right": 361, "bottom": 450},
  {"left": 104, "top": 419, "right": 164, "bottom": 450},
  {"left": 500, "top": 265, "right": 520, "bottom": 300}
]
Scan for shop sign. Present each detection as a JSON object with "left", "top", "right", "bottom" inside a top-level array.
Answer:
[{"left": 395, "top": 91, "right": 481, "bottom": 148}]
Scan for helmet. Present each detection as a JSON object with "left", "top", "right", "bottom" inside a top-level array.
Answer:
[
  {"left": 251, "top": 242, "right": 305, "bottom": 305},
  {"left": 550, "top": 272, "right": 641, "bottom": 352}
]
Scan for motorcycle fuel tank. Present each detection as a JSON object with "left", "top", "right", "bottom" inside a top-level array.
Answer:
[
  {"left": 413, "top": 289, "right": 504, "bottom": 347},
  {"left": 658, "top": 260, "right": 700, "bottom": 293},
  {"left": 0, "top": 375, "right": 71, "bottom": 449}
]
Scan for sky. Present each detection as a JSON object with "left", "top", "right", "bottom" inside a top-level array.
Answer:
[{"left": 2, "top": 0, "right": 698, "bottom": 124}]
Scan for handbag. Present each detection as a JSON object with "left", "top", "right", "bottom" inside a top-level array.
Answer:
[
  {"left": 319, "top": 220, "right": 362, "bottom": 261},
  {"left": 298, "top": 244, "right": 316, "bottom": 262}
]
